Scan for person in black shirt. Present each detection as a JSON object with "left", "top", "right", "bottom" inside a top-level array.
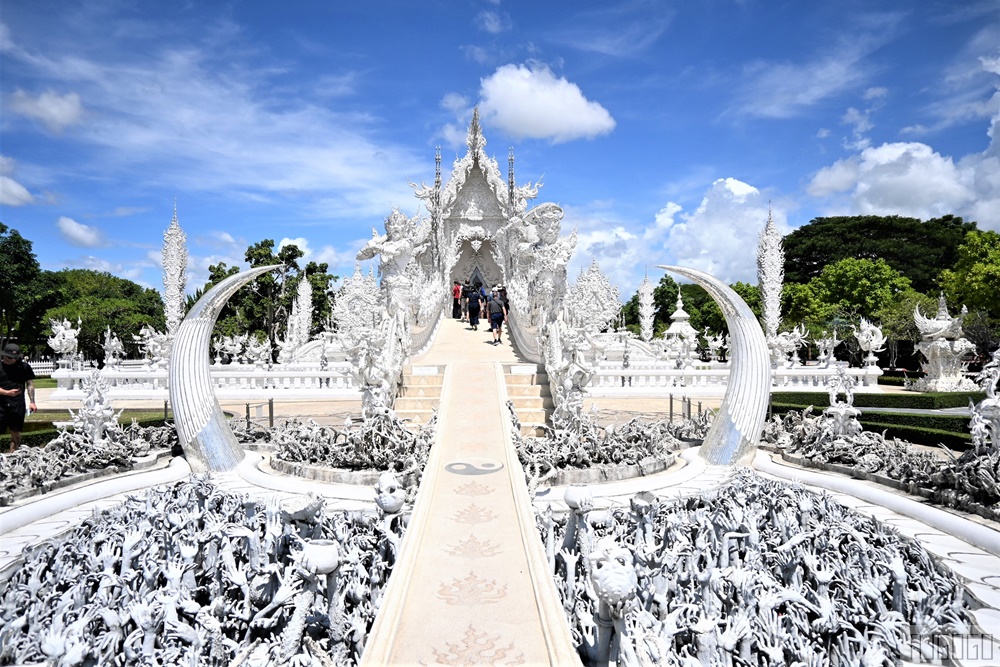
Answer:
[
  {"left": 1, "top": 343, "right": 36, "bottom": 452},
  {"left": 487, "top": 289, "right": 507, "bottom": 346},
  {"left": 466, "top": 282, "right": 483, "bottom": 331}
]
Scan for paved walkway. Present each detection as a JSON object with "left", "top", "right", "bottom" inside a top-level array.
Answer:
[{"left": 362, "top": 317, "right": 577, "bottom": 665}]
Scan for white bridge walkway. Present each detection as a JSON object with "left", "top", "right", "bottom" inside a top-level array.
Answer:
[{"left": 362, "top": 317, "right": 578, "bottom": 664}]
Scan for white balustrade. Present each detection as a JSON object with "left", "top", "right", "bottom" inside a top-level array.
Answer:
[
  {"left": 51, "top": 362, "right": 361, "bottom": 400},
  {"left": 585, "top": 363, "right": 883, "bottom": 397}
]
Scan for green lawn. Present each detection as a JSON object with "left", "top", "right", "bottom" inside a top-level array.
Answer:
[
  {"left": 25, "top": 409, "right": 172, "bottom": 423},
  {"left": 32, "top": 377, "right": 57, "bottom": 389}
]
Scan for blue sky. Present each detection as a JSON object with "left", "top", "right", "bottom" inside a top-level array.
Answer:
[{"left": 2, "top": 0, "right": 999, "bottom": 301}]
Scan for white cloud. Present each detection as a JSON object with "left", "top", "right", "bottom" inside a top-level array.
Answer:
[
  {"left": 278, "top": 236, "right": 312, "bottom": 260},
  {"left": 841, "top": 107, "right": 874, "bottom": 150},
  {"left": 562, "top": 205, "right": 639, "bottom": 292},
  {"left": 807, "top": 157, "right": 860, "bottom": 196},
  {"left": 807, "top": 53, "right": 1000, "bottom": 228},
  {"left": 8, "top": 89, "right": 83, "bottom": 132},
  {"left": 0, "top": 175, "right": 33, "bottom": 206},
  {"left": 1, "top": 25, "right": 422, "bottom": 218},
  {"left": 57, "top": 216, "right": 104, "bottom": 247},
  {"left": 735, "top": 55, "right": 867, "bottom": 119},
  {"left": 729, "top": 15, "right": 903, "bottom": 120},
  {"left": 461, "top": 45, "right": 492, "bottom": 65},
  {"left": 551, "top": 7, "right": 672, "bottom": 58},
  {"left": 562, "top": 180, "right": 788, "bottom": 299},
  {"left": 441, "top": 93, "right": 468, "bottom": 114},
  {"left": 313, "top": 242, "right": 367, "bottom": 277},
  {"left": 72, "top": 255, "right": 147, "bottom": 283},
  {"left": 654, "top": 178, "right": 778, "bottom": 284},
  {"left": 0, "top": 155, "right": 33, "bottom": 206},
  {"left": 478, "top": 64, "right": 615, "bottom": 143},
  {"left": 475, "top": 10, "right": 510, "bottom": 34},
  {"left": 863, "top": 86, "right": 888, "bottom": 101},
  {"left": 807, "top": 142, "right": 991, "bottom": 223}
]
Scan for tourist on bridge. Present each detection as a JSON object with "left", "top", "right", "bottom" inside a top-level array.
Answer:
[
  {"left": 487, "top": 289, "right": 507, "bottom": 345},
  {"left": 497, "top": 284, "right": 509, "bottom": 310},
  {"left": 460, "top": 280, "right": 470, "bottom": 322},
  {"left": 451, "top": 280, "right": 462, "bottom": 319},
  {"left": 466, "top": 281, "right": 483, "bottom": 331}
]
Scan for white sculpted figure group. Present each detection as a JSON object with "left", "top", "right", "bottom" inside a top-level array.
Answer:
[
  {"left": 47, "top": 317, "right": 80, "bottom": 360},
  {"left": 133, "top": 324, "right": 171, "bottom": 369},
  {"left": 910, "top": 293, "right": 978, "bottom": 392},
  {"left": 853, "top": 317, "right": 887, "bottom": 367},
  {"left": 101, "top": 326, "right": 125, "bottom": 369},
  {"left": 506, "top": 202, "right": 576, "bottom": 327}
]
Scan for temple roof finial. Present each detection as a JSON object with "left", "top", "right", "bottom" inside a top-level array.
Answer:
[{"left": 466, "top": 107, "right": 486, "bottom": 158}]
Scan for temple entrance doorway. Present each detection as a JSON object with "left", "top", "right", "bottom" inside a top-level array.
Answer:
[{"left": 450, "top": 238, "right": 502, "bottom": 290}]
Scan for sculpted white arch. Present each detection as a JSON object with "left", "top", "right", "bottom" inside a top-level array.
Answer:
[
  {"left": 169, "top": 264, "right": 281, "bottom": 471},
  {"left": 657, "top": 265, "right": 771, "bottom": 465}
]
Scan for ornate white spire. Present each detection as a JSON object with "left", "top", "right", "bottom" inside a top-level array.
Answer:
[
  {"left": 279, "top": 276, "right": 313, "bottom": 363},
  {"left": 162, "top": 202, "right": 188, "bottom": 335},
  {"left": 756, "top": 207, "right": 783, "bottom": 340},
  {"left": 568, "top": 259, "right": 620, "bottom": 333},
  {"left": 638, "top": 272, "right": 655, "bottom": 342},
  {"left": 466, "top": 107, "right": 486, "bottom": 158}
]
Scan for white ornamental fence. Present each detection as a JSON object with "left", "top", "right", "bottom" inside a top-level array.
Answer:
[
  {"left": 585, "top": 362, "right": 883, "bottom": 397},
  {"left": 51, "top": 361, "right": 361, "bottom": 400}
]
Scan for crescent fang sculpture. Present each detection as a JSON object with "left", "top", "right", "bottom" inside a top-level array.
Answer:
[
  {"left": 169, "top": 264, "right": 282, "bottom": 472},
  {"left": 657, "top": 265, "right": 772, "bottom": 465}
]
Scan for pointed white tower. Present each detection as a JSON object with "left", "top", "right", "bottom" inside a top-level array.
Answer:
[{"left": 162, "top": 202, "right": 188, "bottom": 336}]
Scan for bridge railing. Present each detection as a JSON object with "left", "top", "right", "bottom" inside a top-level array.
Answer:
[{"left": 506, "top": 312, "right": 544, "bottom": 364}]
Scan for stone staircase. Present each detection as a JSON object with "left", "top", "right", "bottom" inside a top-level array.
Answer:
[
  {"left": 503, "top": 363, "right": 552, "bottom": 436},
  {"left": 393, "top": 364, "right": 444, "bottom": 427}
]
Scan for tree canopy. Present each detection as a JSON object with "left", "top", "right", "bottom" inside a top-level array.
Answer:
[
  {"left": 783, "top": 215, "right": 976, "bottom": 294},
  {"left": 809, "top": 257, "right": 912, "bottom": 322},
  {"left": 42, "top": 269, "right": 166, "bottom": 359},
  {"left": 940, "top": 230, "right": 1000, "bottom": 319},
  {"left": 0, "top": 223, "right": 42, "bottom": 348},
  {"left": 186, "top": 240, "right": 339, "bottom": 352}
]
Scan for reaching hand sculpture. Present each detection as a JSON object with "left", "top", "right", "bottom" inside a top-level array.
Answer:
[{"left": 539, "top": 470, "right": 973, "bottom": 667}]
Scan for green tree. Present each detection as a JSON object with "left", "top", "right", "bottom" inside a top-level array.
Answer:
[
  {"left": 873, "top": 289, "right": 937, "bottom": 369},
  {"left": 652, "top": 274, "right": 680, "bottom": 337},
  {"left": 42, "top": 269, "right": 165, "bottom": 359},
  {"left": 783, "top": 214, "right": 976, "bottom": 293},
  {"left": 186, "top": 262, "right": 242, "bottom": 338},
  {"left": 0, "top": 223, "right": 43, "bottom": 350},
  {"left": 782, "top": 282, "right": 832, "bottom": 333},
  {"left": 187, "top": 241, "right": 339, "bottom": 353},
  {"left": 809, "top": 257, "right": 912, "bottom": 321},
  {"left": 940, "top": 230, "right": 1000, "bottom": 320}
]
